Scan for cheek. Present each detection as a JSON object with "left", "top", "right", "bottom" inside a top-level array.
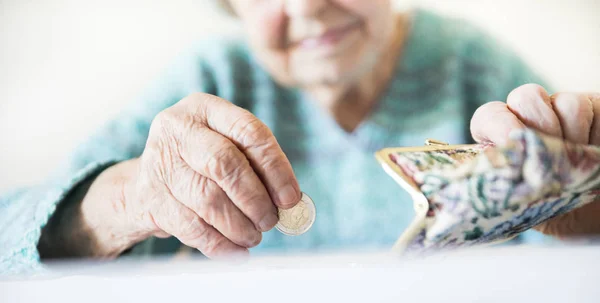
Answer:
[
  {"left": 242, "top": 1, "right": 287, "bottom": 49},
  {"left": 237, "top": 1, "right": 293, "bottom": 84},
  {"left": 334, "top": 0, "right": 391, "bottom": 15},
  {"left": 334, "top": 0, "right": 393, "bottom": 42}
]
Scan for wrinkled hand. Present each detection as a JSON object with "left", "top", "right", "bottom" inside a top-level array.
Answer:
[
  {"left": 127, "top": 93, "right": 301, "bottom": 259},
  {"left": 471, "top": 84, "right": 600, "bottom": 238}
]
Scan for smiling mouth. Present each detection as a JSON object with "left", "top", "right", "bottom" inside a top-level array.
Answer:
[{"left": 294, "top": 21, "right": 362, "bottom": 50}]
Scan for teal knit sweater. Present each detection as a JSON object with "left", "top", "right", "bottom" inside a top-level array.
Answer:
[{"left": 0, "top": 9, "right": 550, "bottom": 274}]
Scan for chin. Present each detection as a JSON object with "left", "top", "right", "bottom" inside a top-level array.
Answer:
[
  {"left": 295, "top": 58, "right": 375, "bottom": 87},
  {"left": 293, "top": 46, "right": 378, "bottom": 87}
]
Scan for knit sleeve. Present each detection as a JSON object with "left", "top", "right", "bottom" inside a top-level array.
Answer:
[
  {"left": 0, "top": 162, "right": 119, "bottom": 275},
  {"left": 459, "top": 24, "right": 554, "bottom": 116},
  {"left": 0, "top": 44, "right": 220, "bottom": 275}
]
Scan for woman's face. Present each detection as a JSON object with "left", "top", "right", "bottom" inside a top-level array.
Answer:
[{"left": 229, "top": 0, "right": 394, "bottom": 88}]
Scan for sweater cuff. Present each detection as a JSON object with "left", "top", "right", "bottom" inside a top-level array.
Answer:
[{"left": 0, "top": 160, "right": 119, "bottom": 276}]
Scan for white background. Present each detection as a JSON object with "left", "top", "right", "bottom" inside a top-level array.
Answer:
[
  {"left": 1, "top": 0, "right": 599, "bottom": 191},
  {"left": 2, "top": 247, "right": 600, "bottom": 302}
]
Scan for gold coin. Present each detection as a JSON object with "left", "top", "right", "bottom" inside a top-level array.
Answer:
[{"left": 275, "top": 193, "right": 316, "bottom": 236}]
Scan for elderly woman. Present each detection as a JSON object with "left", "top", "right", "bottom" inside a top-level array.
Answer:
[{"left": 1, "top": 0, "right": 599, "bottom": 273}]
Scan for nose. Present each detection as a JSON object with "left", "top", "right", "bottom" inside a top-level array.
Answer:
[{"left": 284, "top": 0, "right": 328, "bottom": 18}]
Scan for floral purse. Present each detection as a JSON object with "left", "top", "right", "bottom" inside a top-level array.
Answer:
[{"left": 375, "top": 129, "right": 600, "bottom": 255}]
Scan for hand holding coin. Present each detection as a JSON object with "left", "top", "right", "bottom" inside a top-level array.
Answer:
[{"left": 276, "top": 193, "right": 316, "bottom": 236}]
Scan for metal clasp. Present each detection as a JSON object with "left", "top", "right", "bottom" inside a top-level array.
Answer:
[{"left": 424, "top": 139, "right": 449, "bottom": 146}]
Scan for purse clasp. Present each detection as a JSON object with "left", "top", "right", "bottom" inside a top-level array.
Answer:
[{"left": 424, "top": 139, "right": 449, "bottom": 146}]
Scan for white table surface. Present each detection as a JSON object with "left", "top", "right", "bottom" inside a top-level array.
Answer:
[{"left": 2, "top": 245, "right": 599, "bottom": 303}]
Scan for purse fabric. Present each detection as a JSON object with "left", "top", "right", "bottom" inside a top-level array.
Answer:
[{"left": 388, "top": 129, "right": 600, "bottom": 253}]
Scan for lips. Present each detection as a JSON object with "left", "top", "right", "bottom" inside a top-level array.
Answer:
[{"left": 296, "top": 21, "right": 361, "bottom": 49}]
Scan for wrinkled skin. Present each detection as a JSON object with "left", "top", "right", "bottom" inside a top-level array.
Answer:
[
  {"left": 471, "top": 84, "right": 600, "bottom": 238},
  {"left": 126, "top": 93, "right": 302, "bottom": 258}
]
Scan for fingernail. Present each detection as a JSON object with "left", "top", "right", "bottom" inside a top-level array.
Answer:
[
  {"left": 258, "top": 213, "right": 278, "bottom": 232},
  {"left": 278, "top": 184, "right": 300, "bottom": 208},
  {"left": 246, "top": 232, "right": 262, "bottom": 248}
]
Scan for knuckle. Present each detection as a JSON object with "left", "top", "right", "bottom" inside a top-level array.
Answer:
[
  {"left": 507, "top": 83, "right": 549, "bottom": 106},
  {"left": 149, "top": 110, "right": 181, "bottom": 151},
  {"left": 180, "top": 92, "right": 206, "bottom": 108},
  {"left": 473, "top": 101, "right": 504, "bottom": 117},
  {"left": 138, "top": 144, "right": 174, "bottom": 187},
  {"left": 181, "top": 92, "right": 223, "bottom": 119},
  {"left": 202, "top": 234, "right": 228, "bottom": 256},
  {"left": 198, "top": 193, "right": 262, "bottom": 248},
  {"left": 241, "top": 193, "right": 275, "bottom": 220},
  {"left": 515, "top": 83, "right": 547, "bottom": 96},
  {"left": 151, "top": 110, "right": 177, "bottom": 135},
  {"left": 552, "top": 93, "right": 594, "bottom": 119},
  {"left": 576, "top": 95, "right": 594, "bottom": 120},
  {"left": 179, "top": 173, "right": 216, "bottom": 208},
  {"left": 179, "top": 215, "right": 207, "bottom": 241},
  {"left": 184, "top": 92, "right": 209, "bottom": 102},
  {"left": 194, "top": 175, "right": 217, "bottom": 201},
  {"left": 206, "top": 144, "right": 246, "bottom": 182},
  {"left": 221, "top": 212, "right": 261, "bottom": 248},
  {"left": 178, "top": 112, "right": 199, "bottom": 134},
  {"left": 231, "top": 112, "right": 273, "bottom": 146},
  {"left": 471, "top": 101, "right": 504, "bottom": 126},
  {"left": 184, "top": 92, "right": 221, "bottom": 105},
  {"left": 197, "top": 194, "right": 222, "bottom": 226},
  {"left": 140, "top": 138, "right": 181, "bottom": 186},
  {"left": 153, "top": 105, "right": 201, "bottom": 141},
  {"left": 182, "top": 93, "right": 209, "bottom": 115},
  {"left": 260, "top": 155, "right": 288, "bottom": 176},
  {"left": 233, "top": 183, "right": 265, "bottom": 206}
]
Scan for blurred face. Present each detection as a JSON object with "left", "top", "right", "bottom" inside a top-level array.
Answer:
[{"left": 229, "top": 0, "right": 395, "bottom": 88}]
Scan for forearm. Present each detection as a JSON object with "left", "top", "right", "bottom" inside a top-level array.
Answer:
[{"left": 37, "top": 159, "right": 147, "bottom": 260}]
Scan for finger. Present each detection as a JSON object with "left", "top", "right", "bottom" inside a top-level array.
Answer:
[
  {"left": 178, "top": 125, "right": 279, "bottom": 232},
  {"left": 168, "top": 170, "right": 262, "bottom": 248},
  {"left": 506, "top": 84, "right": 563, "bottom": 138},
  {"left": 187, "top": 93, "right": 301, "bottom": 209},
  {"left": 587, "top": 93, "right": 600, "bottom": 145},
  {"left": 535, "top": 200, "right": 600, "bottom": 238},
  {"left": 150, "top": 189, "right": 249, "bottom": 259},
  {"left": 153, "top": 231, "right": 171, "bottom": 238},
  {"left": 550, "top": 93, "right": 594, "bottom": 144},
  {"left": 470, "top": 101, "right": 526, "bottom": 146}
]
